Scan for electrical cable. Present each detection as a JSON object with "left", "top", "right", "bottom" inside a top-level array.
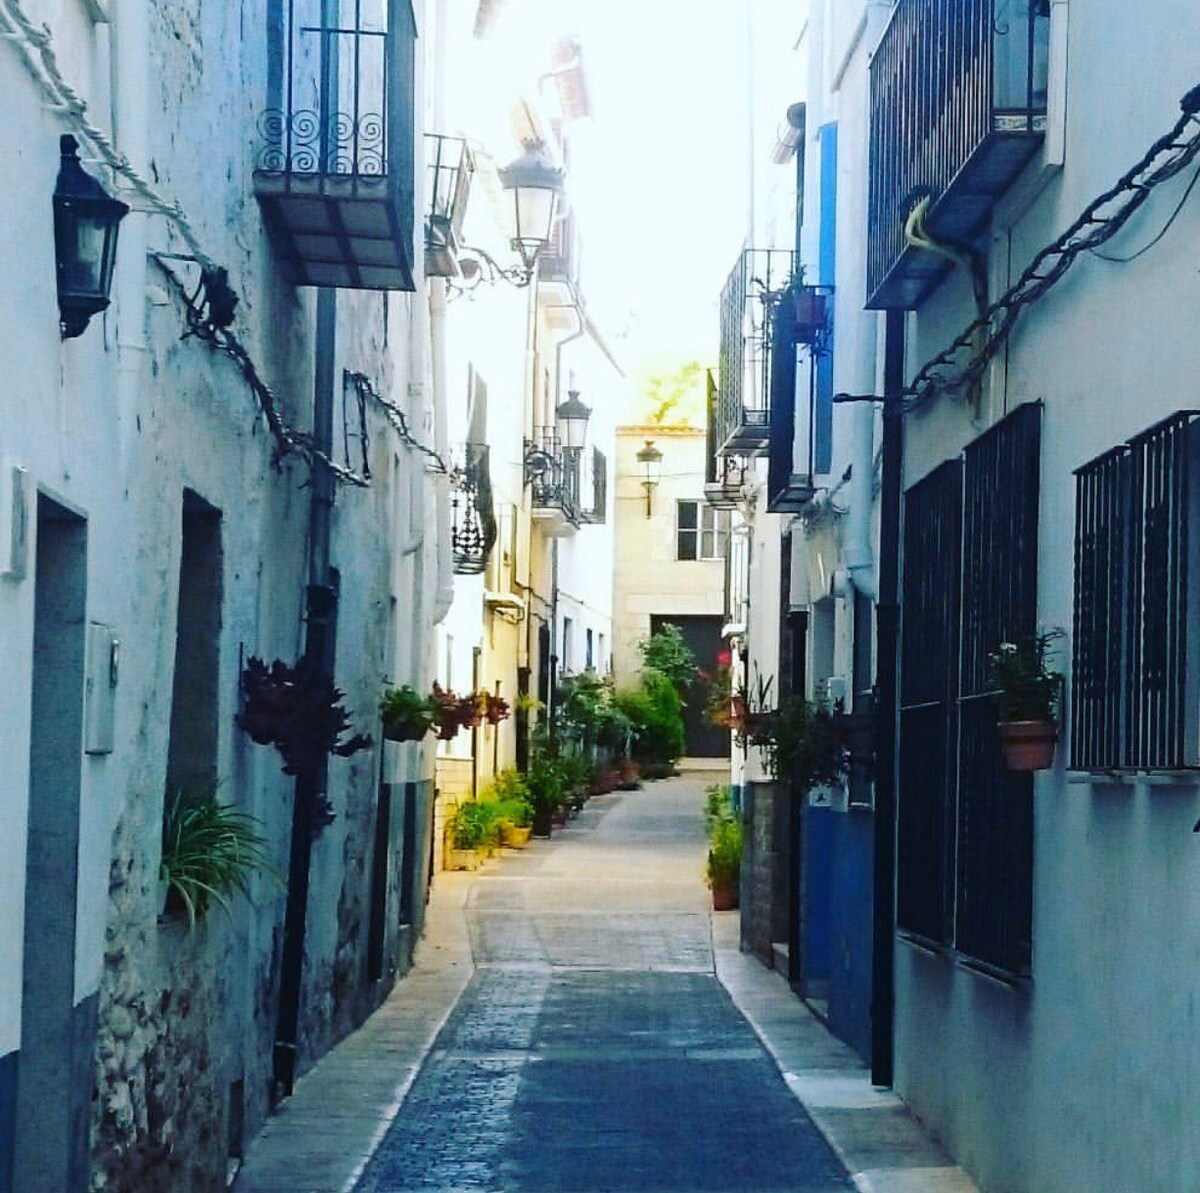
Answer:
[{"left": 1088, "top": 162, "right": 1200, "bottom": 263}]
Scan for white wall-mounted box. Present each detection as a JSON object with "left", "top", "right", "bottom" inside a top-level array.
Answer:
[{"left": 0, "top": 462, "right": 33, "bottom": 581}]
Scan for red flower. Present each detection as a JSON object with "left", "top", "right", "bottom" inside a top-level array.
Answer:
[{"left": 717, "top": 650, "right": 732, "bottom": 667}]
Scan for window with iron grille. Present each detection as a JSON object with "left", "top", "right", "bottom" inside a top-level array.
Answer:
[
  {"left": 1072, "top": 412, "right": 1200, "bottom": 771},
  {"left": 897, "top": 402, "right": 1041, "bottom": 975}
]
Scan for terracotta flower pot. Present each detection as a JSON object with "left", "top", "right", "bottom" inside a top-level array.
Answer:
[
  {"left": 711, "top": 884, "right": 738, "bottom": 911},
  {"left": 998, "top": 720, "right": 1058, "bottom": 771}
]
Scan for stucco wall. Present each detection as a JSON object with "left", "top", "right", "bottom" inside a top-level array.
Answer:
[{"left": 889, "top": 3, "right": 1200, "bottom": 1190}]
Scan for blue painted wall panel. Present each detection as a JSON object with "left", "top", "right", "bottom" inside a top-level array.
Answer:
[
  {"left": 803, "top": 804, "right": 834, "bottom": 984},
  {"left": 828, "top": 812, "right": 874, "bottom": 1063}
]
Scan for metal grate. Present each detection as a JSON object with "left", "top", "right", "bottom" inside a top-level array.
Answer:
[
  {"left": 896, "top": 403, "right": 1040, "bottom": 974},
  {"left": 527, "top": 429, "right": 580, "bottom": 523},
  {"left": 955, "top": 402, "right": 1040, "bottom": 975},
  {"left": 715, "top": 249, "right": 795, "bottom": 454},
  {"left": 1072, "top": 412, "right": 1200, "bottom": 770},
  {"left": 867, "top": 0, "right": 1049, "bottom": 309},
  {"left": 898, "top": 460, "right": 962, "bottom": 944},
  {"left": 450, "top": 444, "right": 497, "bottom": 575}
]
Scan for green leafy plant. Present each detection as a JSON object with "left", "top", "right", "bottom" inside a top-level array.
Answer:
[
  {"left": 987, "top": 631, "right": 1064, "bottom": 722},
  {"left": 451, "top": 800, "right": 497, "bottom": 850},
  {"left": 160, "top": 791, "right": 279, "bottom": 929},
  {"left": 764, "top": 696, "right": 847, "bottom": 790},
  {"left": 706, "top": 817, "right": 743, "bottom": 892},
  {"left": 379, "top": 684, "right": 435, "bottom": 741},
  {"left": 704, "top": 783, "right": 736, "bottom": 833},
  {"left": 637, "top": 625, "right": 698, "bottom": 699}
]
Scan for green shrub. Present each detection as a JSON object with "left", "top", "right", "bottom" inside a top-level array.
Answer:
[
  {"left": 487, "top": 768, "right": 531, "bottom": 803},
  {"left": 706, "top": 818, "right": 743, "bottom": 891},
  {"left": 637, "top": 625, "right": 698, "bottom": 698},
  {"left": 495, "top": 796, "right": 534, "bottom": 828},
  {"left": 704, "top": 783, "right": 735, "bottom": 833},
  {"left": 638, "top": 669, "right": 686, "bottom": 763},
  {"left": 451, "top": 800, "right": 497, "bottom": 850}
]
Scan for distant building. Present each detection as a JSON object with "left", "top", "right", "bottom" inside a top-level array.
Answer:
[{"left": 612, "top": 425, "right": 729, "bottom": 760}]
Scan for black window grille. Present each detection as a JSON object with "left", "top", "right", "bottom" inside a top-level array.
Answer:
[
  {"left": 897, "top": 402, "right": 1040, "bottom": 976},
  {"left": 1072, "top": 412, "right": 1200, "bottom": 771},
  {"left": 898, "top": 460, "right": 962, "bottom": 945},
  {"left": 956, "top": 403, "right": 1040, "bottom": 975}
]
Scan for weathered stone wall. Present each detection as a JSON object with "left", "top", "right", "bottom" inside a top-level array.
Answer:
[{"left": 740, "top": 780, "right": 789, "bottom": 966}]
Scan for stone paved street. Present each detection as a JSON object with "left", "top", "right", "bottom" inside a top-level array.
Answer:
[
  {"left": 236, "top": 774, "right": 974, "bottom": 1193},
  {"left": 352, "top": 778, "right": 852, "bottom": 1192}
]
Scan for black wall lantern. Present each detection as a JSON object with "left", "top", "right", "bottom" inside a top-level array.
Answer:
[
  {"left": 555, "top": 390, "right": 592, "bottom": 451},
  {"left": 636, "top": 438, "right": 663, "bottom": 518},
  {"left": 53, "top": 134, "right": 129, "bottom": 339},
  {"left": 499, "top": 140, "right": 564, "bottom": 279}
]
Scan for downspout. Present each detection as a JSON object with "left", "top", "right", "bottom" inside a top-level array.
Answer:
[
  {"left": 870, "top": 309, "right": 904, "bottom": 1090},
  {"left": 844, "top": 399, "right": 877, "bottom": 600},
  {"left": 430, "top": 275, "right": 453, "bottom": 624},
  {"left": 111, "top": 0, "right": 149, "bottom": 474}
]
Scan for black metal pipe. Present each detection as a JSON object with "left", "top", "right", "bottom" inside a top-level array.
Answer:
[
  {"left": 274, "top": 286, "right": 338, "bottom": 1100},
  {"left": 871, "top": 309, "right": 905, "bottom": 1089}
]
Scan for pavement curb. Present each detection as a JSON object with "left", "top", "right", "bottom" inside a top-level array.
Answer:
[{"left": 712, "top": 911, "right": 980, "bottom": 1193}]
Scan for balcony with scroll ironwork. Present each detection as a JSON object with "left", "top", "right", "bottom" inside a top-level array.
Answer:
[
  {"left": 525, "top": 429, "right": 581, "bottom": 537},
  {"left": 425, "top": 134, "right": 473, "bottom": 278},
  {"left": 253, "top": 0, "right": 417, "bottom": 290},
  {"left": 715, "top": 248, "right": 795, "bottom": 455},
  {"left": 450, "top": 444, "right": 497, "bottom": 576},
  {"left": 867, "top": 0, "right": 1050, "bottom": 309}
]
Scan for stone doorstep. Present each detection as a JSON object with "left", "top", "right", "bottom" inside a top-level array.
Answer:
[{"left": 712, "top": 914, "right": 980, "bottom": 1193}]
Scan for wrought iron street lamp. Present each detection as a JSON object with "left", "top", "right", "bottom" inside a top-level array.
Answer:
[
  {"left": 53, "top": 134, "right": 129, "bottom": 339},
  {"left": 499, "top": 140, "right": 564, "bottom": 279},
  {"left": 555, "top": 390, "right": 591, "bottom": 451},
  {"left": 636, "top": 439, "right": 663, "bottom": 518}
]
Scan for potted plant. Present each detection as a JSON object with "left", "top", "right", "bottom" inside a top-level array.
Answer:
[
  {"left": 445, "top": 800, "right": 492, "bottom": 870},
  {"left": 496, "top": 798, "right": 534, "bottom": 847},
  {"left": 431, "top": 684, "right": 479, "bottom": 740},
  {"left": 704, "top": 786, "right": 742, "bottom": 911},
  {"left": 987, "top": 631, "right": 1063, "bottom": 771},
  {"left": 482, "top": 691, "right": 511, "bottom": 726},
  {"left": 160, "top": 790, "right": 280, "bottom": 929},
  {"left": 379, "top": 684, "right": 435, "bottom": 742}
]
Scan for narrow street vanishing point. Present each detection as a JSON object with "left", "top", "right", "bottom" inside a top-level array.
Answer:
[
  {"left": 360, "top": 775, "right": 849, "bottom": 1193},
  {"left": 355, "top": 777, "right": 848, "bottom": 1192}
]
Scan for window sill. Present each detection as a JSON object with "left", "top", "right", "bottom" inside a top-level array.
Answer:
[
  {"left": 1066, "top": 770, "right": 1200, "bottom": 786},
  {"left": 897, "top": 933, "right": 1032, "bottom": 993}
]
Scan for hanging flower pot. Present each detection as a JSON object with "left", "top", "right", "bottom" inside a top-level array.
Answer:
[
  {"left": 379, "top": 685, "right": 435, "bottom": 742},
  {"left": 998, "top": 720, "right": 1059, "bottom": 771}
]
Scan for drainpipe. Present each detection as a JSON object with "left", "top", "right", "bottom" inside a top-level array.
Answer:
[
  {"left": 430, "top": 275, "right": 453, "bottom": 624},
  {"left": 844, "top": 399, "right": 877, "bottom": 601},
  {"left": 111, "top": 0, "right": 149, "bottom": 473},
  {"left": 870, "top": 309, "right": 904, "bottom": 1089}
]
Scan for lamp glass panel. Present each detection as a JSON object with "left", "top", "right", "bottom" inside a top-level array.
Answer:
[
  {"left": 58, "top": 209, "right": 108, "bottom": 294},
  {"left": 513, "top": 184, "right": 556, "bottom": 248}
]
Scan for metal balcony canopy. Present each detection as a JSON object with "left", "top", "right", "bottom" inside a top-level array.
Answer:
[
  {"left": 867, "top": 0, "right": 1049, "bottom": 310},
  {"left": 254, "top": 0, "right": 417, "bottom": 290},
  {"left": 715, "top": 247, "right": 795, "bottom": 456}
]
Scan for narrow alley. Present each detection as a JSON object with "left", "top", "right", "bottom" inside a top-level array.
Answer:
[{"left": 237, "top": 775, "right": 971, "bottom": 1193}]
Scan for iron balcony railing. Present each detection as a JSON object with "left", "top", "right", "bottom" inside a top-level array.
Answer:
[
  {"left": 526, "top": 429, "right": 580, "bottom": 524},
  {"left": 766, "top": 283, "right": 833, "bottom": 513},
  {"left": 253, "top": 0, "right": 417, "bottom": 289},
  {"left": 715, "top": 248, "right": 795, "bottom": 455},
  {"left": 538, "top": 207, "right": 579, "bottom": 287},
  {"left": 425, "top": 134, "right": 473, "bottom": 278},
  {"left": 578, "top": 447, "right": 607, "bottom": 524},
  {"left": 450, "top": 444, "right": 497, "bottom": 576},
  {"left": 867, "top": 0, "right": 1050, "bottom": 309}
]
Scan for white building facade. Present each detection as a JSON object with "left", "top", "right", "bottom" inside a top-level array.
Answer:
[{"left": 0, "top": 0, "right": 448, "bottom": 1187}]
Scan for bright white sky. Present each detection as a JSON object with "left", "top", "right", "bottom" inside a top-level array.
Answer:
[{"left": 566, "top": 1, "right": 752, "bottom": 369}]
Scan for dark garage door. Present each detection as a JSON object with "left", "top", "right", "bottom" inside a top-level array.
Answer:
[{"left": 650, "top": 614, "right": 730, "bottom": 759}]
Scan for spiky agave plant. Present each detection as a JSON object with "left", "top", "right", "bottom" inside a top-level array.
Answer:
[{"left": 160, "top": 792, "right": 280, "bottom": 929}]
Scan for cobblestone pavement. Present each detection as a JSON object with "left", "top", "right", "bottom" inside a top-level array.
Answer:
[{"left": 352, "top": 779, "right": 852, "bottom": 1192}]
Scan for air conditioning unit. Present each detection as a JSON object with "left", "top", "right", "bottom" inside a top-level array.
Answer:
[{"left": 818, "top": 675, "right": 849, "bottom": 708}]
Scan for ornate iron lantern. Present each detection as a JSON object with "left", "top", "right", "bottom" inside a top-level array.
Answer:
[
  {"left": 53, "top": 135, "right": 129, "bottom": 339},
  {"left": 636, "top": 439, "right": 663, "bottom": 518},
  {"left": 555, "top": 390, "right": 592, "bottom": 452},
  {"left": 499, "top": 141, "right": 564, "bottom": 277}
]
